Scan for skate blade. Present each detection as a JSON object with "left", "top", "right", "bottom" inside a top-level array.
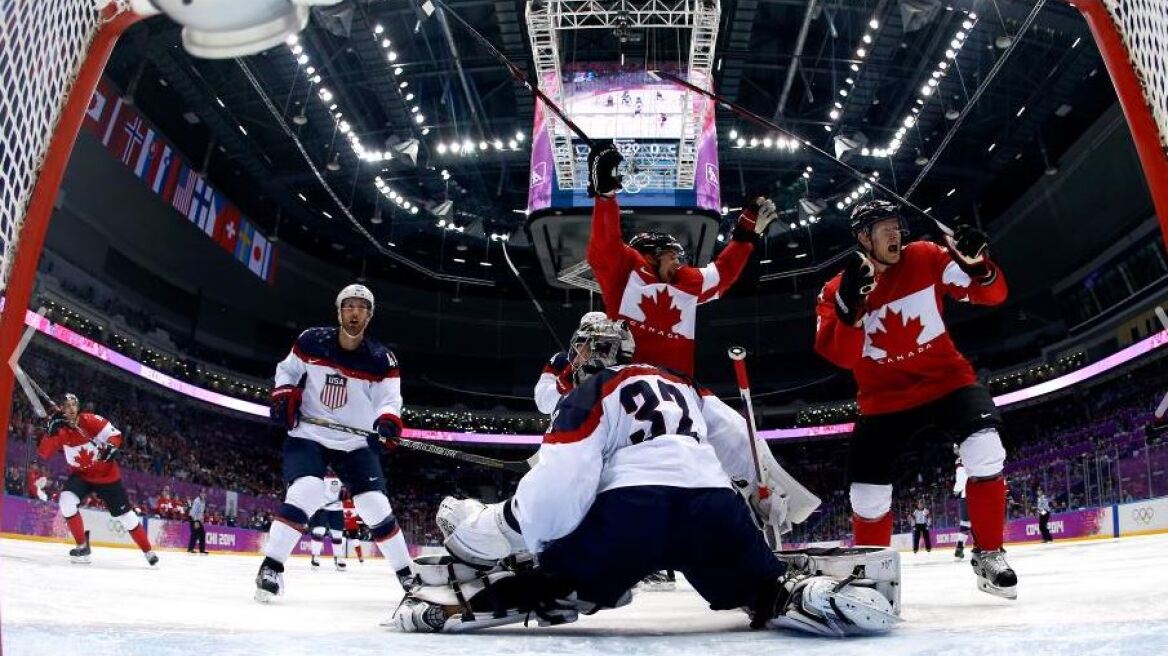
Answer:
[
  {"left": 254, "top": 589, "right": 277, "bottom": 603},
  {"left": 827, "top": 591, "right": 904, "bottom": 626},
  {"left": 976, "top": 579, "right": 1017, "bottom": 600},
  {"left": 640, "top": 582, "right": 676, "bottom": 592},
  {"left": 69, "top": 556, "right": 91, "bottom": 564}
]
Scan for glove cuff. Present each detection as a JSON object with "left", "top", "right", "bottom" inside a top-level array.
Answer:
[
  {"left": 376, "top": 413, "right": 403, "bottom": 435},
  {"left": 731, "top": 225, "right": 761, "bottom": 244}
]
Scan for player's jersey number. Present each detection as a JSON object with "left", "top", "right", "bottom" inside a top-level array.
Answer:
[{"left": 618, "top": 379, "right": 700, "bottom": 444}]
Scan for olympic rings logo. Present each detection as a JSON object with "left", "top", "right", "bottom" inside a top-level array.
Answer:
[
  {"left": 107, "top": 518, "right": 127, "bottom": 536},
  {"left": 1131, "top": 507, "right": 1155, "bottom": 525}
]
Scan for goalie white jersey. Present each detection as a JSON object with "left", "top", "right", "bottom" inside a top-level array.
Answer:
[
  {"left": 514, "top": 364, "right": 738, "bottom": 554},
  {"left": 274, "top": 327, "right": 403, "bottom": 451}
]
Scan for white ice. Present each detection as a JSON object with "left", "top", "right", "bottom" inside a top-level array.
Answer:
[{"left": 3, "top": 534, "right": 1167, "bottom": 656}]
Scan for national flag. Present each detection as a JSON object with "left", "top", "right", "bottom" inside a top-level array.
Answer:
[
  {"left": 142, "top": 143, "right": 174, "bottom": 194},
  {"left": 234, "top": 219, "right": 256, "bottom": 266},
  {"left": 84, "top": 88, "right": 107, "bottom": 133},
  {"left": 171, "top": 165, "right": 200, "bottom": 215},
  {"left": 213, "top": 204, "right": 241, "bottom": 253},
  {"left": 116, "top": 116, "right": 147, "bottom": 166},
  {"left": 248, "top": 229, "right": 272, "bottom": 279},
  {"left": 100, "top": 94, "right": 124, "bottom": 146},
  {"left": 152, "top": 149, "right": 182, "bottom": 200},
  {"left": 131, "top": 128, "right": 157, "bottom": 178},
  {"left": 187, "top": 178, "right": 218, "bottom": 235}
]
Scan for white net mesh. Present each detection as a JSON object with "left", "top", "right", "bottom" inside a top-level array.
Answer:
[
  {"left": 1104, "top": 0, "right": 1168, "bottom": 155},
  {"left": 0, "top": 0, "right": 106, "bottom": 293}
]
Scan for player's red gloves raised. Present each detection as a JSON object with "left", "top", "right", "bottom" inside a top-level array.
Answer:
[{"left": 269, "top": 385, "right": 302, "bottom": 430}]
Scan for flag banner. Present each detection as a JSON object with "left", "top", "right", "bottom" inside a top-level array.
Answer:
[{"left": 81, "top": 78, "right": 277, "bottom": 284}]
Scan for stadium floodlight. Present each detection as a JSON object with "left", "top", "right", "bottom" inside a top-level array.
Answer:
[{"left": 133, "top": 1, "right": 346, "bottom": 59}]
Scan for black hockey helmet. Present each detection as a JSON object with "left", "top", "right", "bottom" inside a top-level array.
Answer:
[
  {"left": 629, "top": 232, "right": 686, "bottom": 260},
  {"left": 849, "top": 200, "right": 907, "bottom": 237}
]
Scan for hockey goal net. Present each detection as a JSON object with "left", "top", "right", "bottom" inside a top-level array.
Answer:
[
  {"left": 0, "top": 1, "right": 141, "bottom": 471},
  {"left": 1066, "top": 0, "right": 1168, "bottom": 231}
]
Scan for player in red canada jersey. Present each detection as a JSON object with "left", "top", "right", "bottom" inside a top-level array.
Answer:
[
  {"left": 584, "top": 142, "right": 821, "bottom": 539},
  {"left": 341, "top": 491, "right": 369, "bottom": 563},
  {"left": 814, "top": 200, "right": 1014, "bottom": 598},
  {"left": 36, "top": 394, "right": 158, "bottom": 566}
]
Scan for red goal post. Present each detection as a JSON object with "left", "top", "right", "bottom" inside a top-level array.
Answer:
[
  {"left": 1063, "top": 0, "right": 1168, "bottom": 246},
  {"left": 0, "top": 2, "right": 144, "bottom": 478}
]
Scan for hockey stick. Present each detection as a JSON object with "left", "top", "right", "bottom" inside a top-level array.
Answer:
[
  {"left": 650, "top": 70, "right": 953, "bottom": 237},
  {"left": 418, "top": 0, "right": 594, "bottom": 146},
  {"left": 300, "top": 417, "right": 534, "bottom": 474},
  {"left": 7, "top": 308, "right": 56, "bottom": 419},
  {"left": 501, "top": 238, "right": 567, "bottom": 352},
  {"left": 728, "top": 346, "right": 779, "bottom": 549}
]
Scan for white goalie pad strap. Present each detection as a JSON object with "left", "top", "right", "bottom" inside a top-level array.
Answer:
[
  {"left": 775, "top": 547, "right": 901, "bottom": 615},
  {"left": 413, "top": 555, "right": 497, "bottom": 587}
]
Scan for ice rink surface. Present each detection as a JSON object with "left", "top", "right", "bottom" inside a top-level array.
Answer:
[{"left": 3, "top": 533, "right": 1167, "bottom": 656}]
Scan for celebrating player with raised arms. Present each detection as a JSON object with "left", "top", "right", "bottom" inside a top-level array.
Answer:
[
  {"left": 255, "top": 284, "right": 416, "bottom": 602},
  {"left": 392, "top": 318, "right": 899, "bottom": 636},
  {"left": 584, "top": 141, "right": 820, "bottom": 538},
  {"left": 37, "top": 393, "right": 157, "bottom": 566},
  {"left": 815, "top": 200, "right": 1015, "bottom": 598}
]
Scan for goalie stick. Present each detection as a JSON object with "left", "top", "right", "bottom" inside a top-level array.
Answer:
[
  {"left": 301, "top": 417, "right": 534, "bottom": 474},
  {"left": 728, "top": 346, "right": 779, "bottom": 548}
]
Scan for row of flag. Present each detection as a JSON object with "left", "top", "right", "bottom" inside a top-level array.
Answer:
[{"left": 81, "top": 79, "right": 277, "bottom": 283}]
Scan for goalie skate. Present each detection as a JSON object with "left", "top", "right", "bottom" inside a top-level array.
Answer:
[
  {"left": 768, "top": 575, "right": 901, "bottom": 637},
  {"left": 775, "top": 546, "right": 901, "bottom": 614}
]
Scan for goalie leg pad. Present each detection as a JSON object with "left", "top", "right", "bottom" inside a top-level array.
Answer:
[
  {"left": 392, "top": 565, "right": 581, "bottom": 633},
  {"left": 768, "top": 575, "right": 900, "bottom": 637},
  {"left": 440, "top": 497, "right": 527, "bottom": 567},
  {"left": 775, "top": 547, "right": 901, "bottom": 615}
]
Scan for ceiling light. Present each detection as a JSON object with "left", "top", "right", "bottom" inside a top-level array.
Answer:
[
  {"left": 388, "top": 51, "right": 398, "bottom": 61},
  {"left": 305, "top": 66, "right": 315, "bottom": 75},
  {"left": 515, "top": 131, "right": 525, "bottom": 142},
  {"left": 921, "top": 85, "right": 934, "bottom": 96},
  {"left": 839, "top": 89, "right": 849, "bottom": 97},
  {"left": 850, "top": 64, "right": 860, "bottom": 72},
  {"left": 962, "top": 20, "right": 974, "bottom": 30},
  {"left": 311, "top": 74, "right": 321, "bottom": 84},
  {"left": 1016, "top": 106, "right": 1026, "bottom": 117},
  {"left": 399, "top": 81, "right": 408, "bottom": 89},
  {"left": 729, "top": 129, "right": 738, "bottom": 139},
  {"left": 869, "top": 18, "right": 879, "bottom": 29},
  {"left": 945, "top": 49, "right": 956, "bottom": 59},
  {"left": 493, "top": 139, "right": 503, "bottom": 149},
  {"left": 381, "top": 38, "right": 391, "bottom": 48},
  {"left": 297, "top": 54, "right": 309, "bottom": 65},
  {"left": 450, "top": 142, "right": 461, "bottom": 153},
  {"left": 374, "top": 24, "right": 384, "bottom": 34},
  {"left": 856, "top": 47, "right": 867, "bottom": 58},
  {"left": 394, "top": 67, "right": 403, "bottom": 76},
  {"left": 508, "top": 139, "right": 518, "bottom": 149},
  {"left": 405, "top": 93, "right": 415, "bottom": 101},
  {"left": 736, "top": 137, "right": 745, "bottom": 147},
  {"left": 862, "top": 34, "right": 872, "bottom": 44},
  {"left": 945, "top": 108, "right": 960, "bottom": 120},
  {"left": 946, "top": 188, "right": 956, "bottom": 197},
  {"left": 763, "top": 137, "right": 773, "bottom": 148},
  {"left": 987, "top": 142, "right": 997, "bottom": 152},
  {"left": 479, "top": 141, "right": 488, "bottom": 150},
  {"left": 411, "top": 106, "right": 420, "bottom": 113}
]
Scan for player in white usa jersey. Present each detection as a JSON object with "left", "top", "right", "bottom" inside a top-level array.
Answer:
[
  {"left": 255, "top": 284, "right": 417, "bottom": 605},
  {"left": 392, "top": 319, "right": 899, "bottom": 637},
  {"left": 308, "top": 474, "right": 346, "bottom": 570}
]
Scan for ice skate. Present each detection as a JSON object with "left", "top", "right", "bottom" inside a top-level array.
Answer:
[
  {"left": 954, "top": 543, "right": 965, "bottom": 560},
  {"left": 970, "top": 548, "right": 1017, "bottom": 599},
  {"left": 69, "top": 531, "right": 91, "bottom": 564},
  {"left": 310, "top": 555, "right": 320, "bottom": 569},
  {"left": 255, "top": 557, "right": 285, "bottom": 602},
  {"left": 144, "top": 551, "right": 159, "bottom": 567},
  {"left": 639, "top": 570, "right": 676, "bottom": 591},
  {"left": 334, "top": 557, "right": 346, "bottom": 571}
]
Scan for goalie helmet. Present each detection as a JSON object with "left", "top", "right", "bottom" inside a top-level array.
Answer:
[
  {"left": 336, "top": 283, "right": 375, "bottom": 312},
  {"left": 570, "top": 318, "right": 635, "bottom": 384},
  {"left": 629, "top": 232, "right": 686, "bottom": 261},
  {"left": 849, "top": 200, "right": 907, "bottom": 237},
  {"left": 578, "top": 311, "right": 608, "bottom": 328}
]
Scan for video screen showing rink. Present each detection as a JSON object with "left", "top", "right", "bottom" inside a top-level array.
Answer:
[{"left": 3, "top": 533, "right": 1167, "bottom": 655}]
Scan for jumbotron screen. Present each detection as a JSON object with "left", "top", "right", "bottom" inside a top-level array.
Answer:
[{"left": 526, "top": 66, "right": 721, "bottom": 213}]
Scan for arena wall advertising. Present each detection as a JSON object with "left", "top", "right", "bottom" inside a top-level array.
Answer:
[{"left": 1, "top": 495, "right": 138, "bottom": 547}]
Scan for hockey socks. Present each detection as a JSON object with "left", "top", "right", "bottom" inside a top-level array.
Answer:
[
  {"left": 264, "top": 520, "right": 304, "bottom": 563},
  {"left": 375, "top": 529, "right": 413, "bottom": 573},
  {"left": 852, "top": 512, "right": 893, "bottom": 547},
  {"left": 966, "top": 475, "right": 1007, "bottom": 552},
  {"left": 65, "top": 513, "right": 87, "bottom": 545},
  {"left": 129, "top": 525, "right": 152, "bottom": 553}
]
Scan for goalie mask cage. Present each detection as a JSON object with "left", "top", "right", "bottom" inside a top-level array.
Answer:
[
  {"left": 1064, "top": 1, "right": 1168, "bottom": 240},
  {"left": 0, "top": 1, "right": 142, "bottom": 477}
]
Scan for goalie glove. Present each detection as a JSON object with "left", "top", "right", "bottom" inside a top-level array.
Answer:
[
  {"left": 587, "top": 141, "right": 623, "bottom": 197},
  {"left": 734, "top": 197, "right": 778, "bottom": 241},
  {"left": 835, "top": 251, "right": 876, "bottom": 325},
  {"left": 945, "top": 224, "right": 996, "bottom": 282}
]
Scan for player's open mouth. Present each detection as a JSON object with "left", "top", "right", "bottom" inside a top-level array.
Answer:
[{"left": 888, "top": 244, "right": 900, "bottom": 254}]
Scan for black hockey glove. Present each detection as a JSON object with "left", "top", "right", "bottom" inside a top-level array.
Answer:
[
  {"left": 45, "top": 413, "right": 70, "bottom": 437},
  {"left": 945, "top": 224, "right": 995, "bottom": 282},
  {"left": 95, "top": 442, "right": 119, "bottom": 462},
  {"left": 835, "top": 251, "right": 876, "bottom": 325},
  {"left": 587, "top": 141, "right": 624, "bottom": 197}
]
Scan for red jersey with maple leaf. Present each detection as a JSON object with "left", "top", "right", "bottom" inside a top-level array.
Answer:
[
  {"left": 342, "top": 497, "right": 359, "bottom": 531},
  {"left": 587, "top": 196, "right": 753, "bottom": 376},
  {"left": 36, "top": 412, "right": 123, "bottom": 484},
  {"left": 815, "top": 241, "right": 1007, "bottom": 415}
]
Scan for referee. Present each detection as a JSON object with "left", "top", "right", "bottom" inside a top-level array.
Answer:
[{"left": 188, "top": 490, "right": 208, "bottom": 554}]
